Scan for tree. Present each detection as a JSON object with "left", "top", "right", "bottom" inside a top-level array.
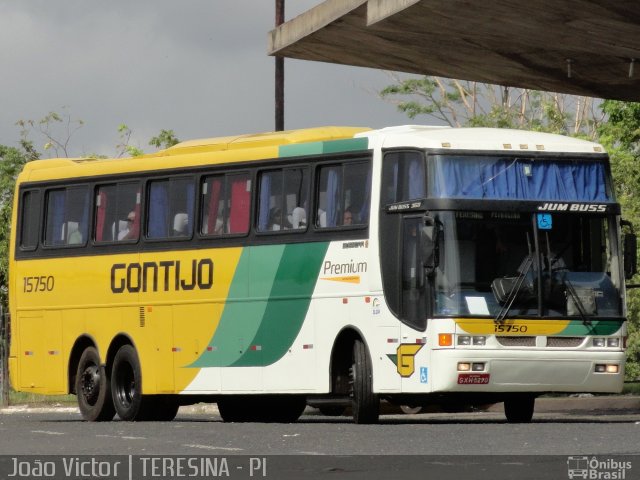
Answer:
[
  {"left": 380, "top": 74, "right": 604, "bottom": 138},
  {"left": 115, "top": 124, "right": 144, "bottom": 158},
  {"left": 598, "top": 100, "right": 640, "bottom": 381},
  {"left": 17, "top": 109, "right": 179, "bottom": 159},
  {"left": 16, "top": 107, "right": 84, "bottom": 158},
  {"left": 0, "top": 144, "right": 36, "bottom": 308},
  {"left": 149, "top": 129, "right": 180, "bottom": 150}
]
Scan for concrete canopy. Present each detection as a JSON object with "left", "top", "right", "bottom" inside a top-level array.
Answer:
[{"left": 269, "top": 0, "right": 640, "bottom": 101}]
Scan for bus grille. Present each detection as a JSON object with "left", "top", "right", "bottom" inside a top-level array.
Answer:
[
  {"left": 496, "top": 336, "right": 536, "bottom": 347},
  {"left": 546, "top": 337, "right": 584, "bottom": 348}
]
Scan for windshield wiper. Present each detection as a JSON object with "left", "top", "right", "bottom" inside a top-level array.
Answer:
[
  {"left": 563, "top": 276, "right": 592, "bottom": 327},
  {"left": 494, "top": 255, "right": 534, "bottom": 324}
]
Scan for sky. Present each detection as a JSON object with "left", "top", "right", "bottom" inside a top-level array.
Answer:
[{"left": 0, "top": 0, "right": 417, "bottom": 158}]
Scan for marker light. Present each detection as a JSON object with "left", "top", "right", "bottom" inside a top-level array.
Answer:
[
  {"left": 595, "top": 364, "right": 619, "bottom": 374},
  {"left": 457, "top": 362, "right": 471, "bottom": 372},
  {"left": 439, "top": 334, "right": 453, "bottom": 347}
]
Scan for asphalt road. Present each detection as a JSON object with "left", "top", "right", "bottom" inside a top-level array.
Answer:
[
  {"left": 0, "top": 404, "right": 638, "bottom": 479},
  {"left": 0, "top": 404, "right": 638, "bottom": 456}
]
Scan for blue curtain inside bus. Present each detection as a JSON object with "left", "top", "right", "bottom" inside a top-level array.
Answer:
[
  {"left": 326, "top": 167, "right": 341, "bottom": 227},
  {"left": 149, "top": 183, "right": 169, "bottom": 237},
  {"left": 431, "top": 156, "right": 611, "bottom": 201},
  {"left": 47, "top": 190, "right": 65, "bottom": 244},
  {"left": 258, "top": 174, "right": 271, "bottom": 231},
  {"left": 409, "top": 158, "right": 425, "bottom": 199}
]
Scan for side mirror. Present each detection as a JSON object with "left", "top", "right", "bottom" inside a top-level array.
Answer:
[
  {"left": 624, "top": 232, "right": 637, "bottom": 280},
  {"left": 621, "top": 220, "right": 638, "bottom": 280}
]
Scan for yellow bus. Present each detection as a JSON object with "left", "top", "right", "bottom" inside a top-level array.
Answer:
[{"left": 9, "top": 125, "right": 636, "bottom": 423}]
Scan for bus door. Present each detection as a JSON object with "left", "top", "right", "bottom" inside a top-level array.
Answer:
[{"left": 400, "top": 215, "right": 430, "bottom": 392}]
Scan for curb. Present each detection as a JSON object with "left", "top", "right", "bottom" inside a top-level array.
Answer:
[{"left": 487, "top": 395, "right": 640, "bottom": 413}]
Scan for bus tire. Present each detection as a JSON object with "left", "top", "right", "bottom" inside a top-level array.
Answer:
[
  {"left": 351, "top": 339, "right": 379, "bottom": 424},
  {"left": 262, "top": 395, "right": 306, "bottom": 423},
  {"left": 111, "top": 345, "right": 148, "bottom": 421},
  {"left": 217, "top": 396, "right": 248, "bottom": 422},
  {"left": 76, "top": 346, "right": 116, "bottom": 422},
  {"left": 218, "top": 395, "right": 305, "bottom": 423},
  {"left": 147, "top": 396, "right": 180, "bottom": 421},
  {"left": 504, "top": 395, "right": 535, "bottom": 423}
]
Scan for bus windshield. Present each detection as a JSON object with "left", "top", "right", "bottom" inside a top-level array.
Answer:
[{"left": 432, "top": 210, "right": 623, "bottom": 319}]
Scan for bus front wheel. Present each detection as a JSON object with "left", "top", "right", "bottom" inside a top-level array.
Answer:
[
  {"left": 76, "top": 346, "right": 116, "bottom": 421},
  {"left": 351, "top": 339, "right": 379, "bottom": 424},
  {"left": 504, "top": 395, "right": 535, "bottom": 423}
]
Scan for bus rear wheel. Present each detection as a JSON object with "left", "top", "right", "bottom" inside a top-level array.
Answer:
[
  {"left": 504, "top": 395, "right": 535, "bottom": 423},
  {"left": 111, "top": 344, "right": 152, "bottom": 421},
  {"left": 76, "top": 346, "right": 115, "bottom": 421},
  {"left": 350, "top": 339, "right": 379, "bottom": 424}
]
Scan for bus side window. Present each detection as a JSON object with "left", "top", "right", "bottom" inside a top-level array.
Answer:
[
  {"left": 44, "top": 186, "right": 89, "bottom": 247},
  {"left": 95, "top": 182, "right": 140, "bottom": 243},
  {"left": 257, "top": 168, "right": 308, "bottom": 233},
  {"left": 19, "top": 190, "right": 41, "bottom": 250},
  {"left": 382, "top": 151, "right": 426, "bottom": 204},
  {"left": 147, "top": 177, "right": 194, "bottom": 240},
  {"left": 316, "top": 161, "right": 370, "bottom": 228},
  {"left": 201, "top": 173, "right": 251, "bottom": 237}
]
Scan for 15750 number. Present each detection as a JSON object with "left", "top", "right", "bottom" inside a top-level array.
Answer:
[
  {"left": 494, "top": 324, "right": 528, "bottom": 333},
  {"left": 23, "top": 276, "right": 55, "bottom": 293}
]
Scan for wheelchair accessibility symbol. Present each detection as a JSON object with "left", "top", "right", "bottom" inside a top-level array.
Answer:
[{"left": 537, "top": 213, "right": 552, "bottom": 230}]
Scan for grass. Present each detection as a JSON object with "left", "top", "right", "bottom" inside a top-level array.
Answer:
[
  {"left": 7, "top": 390, "right": 76, "bottom": 407},
  {"left": 623, "top": 382, "right": 640, "bottom": 395}
]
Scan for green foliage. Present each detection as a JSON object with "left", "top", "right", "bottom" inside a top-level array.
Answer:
[
  {"left": 600, "top": 100, "right": 640, "bottom": 151},
  {"left": 380, "top": 75, "right": 602, "bottom": 138},
  {"left": 149, "top": 129, "right": 180, "bottom": 150},
  {"left": 16, "top": 108, "right": 84, "bottom": 158},
  {"left": 0, "top": 145, "right": 35, "bottom": 307},
  {"left": 116, "top": 124, "right": 143, "bottom": 158},
  {"left": 598, "top": 100, "right": 640, "bottom": 380}
]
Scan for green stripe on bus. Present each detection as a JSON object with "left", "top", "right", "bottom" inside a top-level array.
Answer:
[
  {"left": 559, "top": 319, "right": 623, "bottom": 336},
  {"left": 190, "top": 245, "right": 286, "bottom": 367},
  {"left": 189, "top": 242, "right": 329, "bottom": 368},
  {"left": 231, "top": 242, "right": 329, "bottom": 366},
  {"left": 278, "top": 137, "right": 368, "bottom": 158}
]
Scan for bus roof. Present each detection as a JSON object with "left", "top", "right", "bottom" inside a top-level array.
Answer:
[
  {"left": 17, "top": 125, "right": 606, "bottom": 183},
  {"left": 359, "top": 125, "right": 606, "bottom": 154},
  {"left": 18, "top": 126, "right": 370, "bottom": 183}
]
